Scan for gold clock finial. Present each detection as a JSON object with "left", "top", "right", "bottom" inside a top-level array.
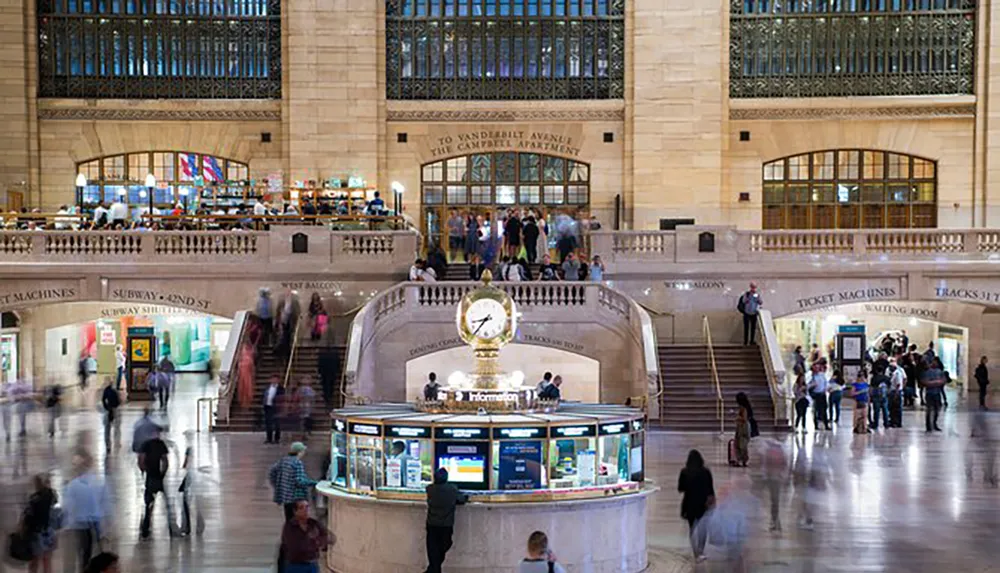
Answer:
[{"left": 480, "top": 268, "right": 493, "bottom": 286}]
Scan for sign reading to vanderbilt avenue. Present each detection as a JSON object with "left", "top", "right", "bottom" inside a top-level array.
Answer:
[{"left": 422, "top": 126, "right": 586, "bottom": 161}]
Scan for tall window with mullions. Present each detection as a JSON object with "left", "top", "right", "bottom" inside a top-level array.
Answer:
[
  {"left": 386, "top": 0, "right": 625, "bottom": 100},
  {"left": 37, "top": 0, "right": 281, "bottom": 99}
]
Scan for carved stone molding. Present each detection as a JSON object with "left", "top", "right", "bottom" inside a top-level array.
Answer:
[
  {"left": 38, "top": 108, "right": 281, "bottom": 121},
  {"left": 386, "top": 108, "right": 625, "bottom": 122},
  {"left": 730, "top": 105, "right": 976, "bottom": 121}
]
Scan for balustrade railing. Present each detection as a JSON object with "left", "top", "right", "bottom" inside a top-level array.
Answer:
[
  {"left": 154, "top": 232, "right": 262, "bottom": 256},
  {"left": 594, "top": 228, "right": 1000, "bottom": 263},
  {"left": 0, "top": 229, "right": 418, "bottom": 267}
]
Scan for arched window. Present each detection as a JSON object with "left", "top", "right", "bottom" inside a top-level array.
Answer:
[
  {"left": 37, "top": 0, "right": 281, "bottom": 99},
  {"left": 385, "top": 0, "right": 625, "bottom": 100},
  {"left": 76, "top": 151, "right": 249, "bottom": 209},
  {"left": 730, "top": 0, "right": 975, "bottom": 98},
  {"left": 762, "top": 149, "right": 937, "bottom": 230}
]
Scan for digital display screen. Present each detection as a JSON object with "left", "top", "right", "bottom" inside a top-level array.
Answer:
[
  {"left": 498, "top": 440, "right": 543, "bottom": 490},
  {"left": 551, "top": 425, "right": 597, "bottom": 438},
  {"left": 434, "top": 441, "right": 490, "bottom": 490},
  {"left": 437, "top": 455, "right": 486, "bottom": 484},
  {"left": 386, "top": 425, "right": 430, "bottom": 439}
]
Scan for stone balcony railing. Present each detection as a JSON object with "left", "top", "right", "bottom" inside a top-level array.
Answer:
[
  {"left": 591, "top": 227, "right": 1000, "bottom": 271},
  {"left": 0, "top": 228, "right": 420, "bottom": 273}
]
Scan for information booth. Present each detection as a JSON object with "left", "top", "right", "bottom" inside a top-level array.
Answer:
[{"left": 328, "top": 403, "right": 646, "bottom": 501}]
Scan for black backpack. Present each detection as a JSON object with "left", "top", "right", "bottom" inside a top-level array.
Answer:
[{"left": 736, "top": 293, "right": 746, "bottom": 313}]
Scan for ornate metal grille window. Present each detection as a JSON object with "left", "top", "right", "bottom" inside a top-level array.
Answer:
[
  {"left": 38, "top": 0, "right": 281, "bottom": 99},
  {"left": 386, "top": 0, "right": 625, "bottom": 100},
  {"left": 762, "top": 149, "right": 937, "bottom": 230},
  {"left": 730, "top": 0, "right": 976, "bottom": 98}
]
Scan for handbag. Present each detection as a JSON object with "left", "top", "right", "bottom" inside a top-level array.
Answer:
[{"left": 7, "top": 530, "right": 33, "bottom": 562}]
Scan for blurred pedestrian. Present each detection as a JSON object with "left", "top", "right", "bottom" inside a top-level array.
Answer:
[
  {"left": 22, "top": 473, "right": 58, "bottom": 573},
  {"left": 44, "top": 383, "right": 63, "bottom": 438},
  {"left": 257, "top": 288, "right": 275, "bottom": 347},
  {"left": 677, "top": 449, "right": 714, "bottom": 562},
  {"left": 827, "top": 369, "right": 844, "bottom": 425},
  {"left": 62, "top": 448, "right": 109, "bottom": 570},
  {"left": 793, "top": 374, "right": 809, "bottom": 432},
  {"left": 296, "top": 379, "right": 316, "bottom": 438},
  {"left": 849, "top": 369, "right": 870, "bottom": 434},
  {"left": 761, "top": 440, "right": 787, "bottom": 532},
  {"left": 139, "top": 425, "right": 176, "bottom": 539},
  {"left": 100, "top": 378, "right": 121, "bottom": 454},
  {"left": 975, "top": 356, "right": 990, "bottom": 410},
  {"left": 83, "top": 552, "right": 119, "bottom": 573}
]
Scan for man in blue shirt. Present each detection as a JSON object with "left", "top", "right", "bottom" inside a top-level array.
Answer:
[
  {"left": 807, "top": 365, "right": 830, "bottom": 431},
  {"left": 869, "top": 367, "right": 891, "bottom": 430},
  {"left": 737, "top": 282, "right": 763, "bottom": 346},
  {"left": 850, "top": 371, "right": 870, "bottom": 434},
  {"left": 922, "top": 359, "right": 947, "bottom": 432}
]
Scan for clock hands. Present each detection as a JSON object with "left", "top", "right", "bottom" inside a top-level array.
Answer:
[{"left": 471, "top": 315, "right": 491, "bottom": 336}]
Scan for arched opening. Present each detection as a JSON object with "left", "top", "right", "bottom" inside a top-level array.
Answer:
[
  {"left": 762, "top": 149, "right": 937, "bottom": 230},
  {"left": 773, "top": 300, "right": 988, "bottom": 393},
  {"left": 404, "top": 343, "right": 600, "bottom": 403},
  {"left": 419, "top": 152, "right": 590, "bottom": 258},
  {"left": 8, "top": 301, "right": 232, "bottom": 389},
  {"left": 75, "top": 151, "right": 250, "bottom": 215}
]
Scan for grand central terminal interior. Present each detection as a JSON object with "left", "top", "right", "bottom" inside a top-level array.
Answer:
[{"left": 2, "top": 1, "right": 1000, "bottom": 572}]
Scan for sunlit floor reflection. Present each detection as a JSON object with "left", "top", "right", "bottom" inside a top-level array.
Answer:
[{"left": 1, "top": 377, "right": 997, "bottom": 572}]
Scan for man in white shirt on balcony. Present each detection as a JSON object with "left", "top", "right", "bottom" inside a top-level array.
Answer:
[
  {"left": 109, "top": 198, "right": 129, "bottom": 228},
  {"left": 93, "top": 203, "right": 110, "bottom": 228}
]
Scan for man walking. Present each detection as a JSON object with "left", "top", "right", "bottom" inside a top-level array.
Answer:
[
  {"left": 101, "top": 377, "right": 122, "bottom": 453},
  {"left": 425, "top": 467, "right": 468, "bottom": 573},
  {"left": 737, "top": 282, "right": 763, "bottom": 346},
  {"left": 63, "top": 448, "right": 109, "bottom": 570},
  {"left": 975, "top": 356, "right": 990, "bottom": 410},
  {"left": 807, "top": 364, "right": 830, "bottom": 431},
  {"left": 257, "top": 288, "right": 275, "bottom": 347},
  {"left": 268, "top": 442, "right": 318, "bottom": 521},
  {"left": 139, "top": 425, "right": 176, "bottom": 539},
  {"left": 158, "top": 355, "right": 176, "bottom": 408},
  {"left": 263, "top": 376, "right": 284, "bottom": 444},
  {"left": 922, "top": 358, "right": 947, "bottom": 432}
]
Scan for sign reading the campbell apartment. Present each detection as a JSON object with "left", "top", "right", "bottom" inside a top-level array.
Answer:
[{"left": 429, "top": 130, "right": 582, "bottom": 159}]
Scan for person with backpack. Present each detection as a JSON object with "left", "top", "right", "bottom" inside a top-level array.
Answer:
[
  {"left": 736, "top": 282, "right": 763, "bottom": 346},
  {"left": 44, "top": 383, "right": 62, "bottom": 439},
  {"left": 518, "top": 531, "right": 566, "bottom": 573},
  {"left": 869, "top": 366, "right": 891, "bottom": 430},
  {"left": 425, "top": 467, "right": 468, "bottom": 573},
  {"left": 78, "top": 351, "right": 90, "bottom": 390},
  {"left": 975, "top": 355, "right": 990, "bottom": 410}
]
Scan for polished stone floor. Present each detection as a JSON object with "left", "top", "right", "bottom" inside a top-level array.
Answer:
[{"left": 1, "top": 377, "right": 997, "bottom": 573}]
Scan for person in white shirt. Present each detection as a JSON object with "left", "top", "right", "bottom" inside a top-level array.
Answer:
[
  {"left": 92, "top": 203, "right": 110, "bottom": 227},
  {"left": 807, "top": 364, "right": 830, "bottom": 430},
  {"left": 253, "top": 199, "right": 267, "bottom": 216},
  {"left": 55, "top": 205, "right": 72, "bottom": 230},
  {"left": 109, "top": 199, "right": 128, "bottom": 228},
  {"left": 504, "top": 260, "right": 524, "bottom": 282},
  {"left": 115, "top": 345, "right": 126, "bottom": 389}
]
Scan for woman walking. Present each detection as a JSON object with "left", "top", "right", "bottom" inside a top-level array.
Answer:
[
  {"left": 677, "top": 449, "right": 714, "bottom": 562},
  {"left": 735, "top": 392, "right": 759, "bottom": 438},
  {"left": 307, "top": 293, "right": 327, "bottom": 341},
  {"left": 793, "top": 373, "right": 809, "bottom": 432},
  {"left": 734, "top": 407, "right": 751, "bottom": 467}
]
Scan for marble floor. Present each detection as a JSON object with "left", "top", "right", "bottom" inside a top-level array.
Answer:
[{"left": 1, "top": 378, "right": 997, "bottom": 573}]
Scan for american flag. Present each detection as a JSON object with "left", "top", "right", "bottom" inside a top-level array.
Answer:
[
  {"left": 203, "top": 155, "right": 225, "bottom": 182},
  {"left": 180, "top": 153, "right": 198, "bottom": 179}
]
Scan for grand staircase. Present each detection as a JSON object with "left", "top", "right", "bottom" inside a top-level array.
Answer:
[
  {"left": 657, "top": 343, "right": 789, "bottom": 432},
  {"left": 214, "top": 343, "right": 346, "bottom": 432}
]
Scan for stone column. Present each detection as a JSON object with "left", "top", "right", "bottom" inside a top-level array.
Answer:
[{"left": 0, "top": 0, "right": 35, "bottom": 206}]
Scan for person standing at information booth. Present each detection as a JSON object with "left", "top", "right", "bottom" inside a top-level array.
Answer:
[{"left": 425, "top": 467, "right": 467, "bottom": 573}]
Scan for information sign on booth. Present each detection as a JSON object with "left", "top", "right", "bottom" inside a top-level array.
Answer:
[{"left": 126, "top": 326, "right": 156, "bottom": 397}]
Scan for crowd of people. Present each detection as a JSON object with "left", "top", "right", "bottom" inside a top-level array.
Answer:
[
  {"left": 788, "top": 338, "right": 980, "bottom": 434},
  {"left": 1, "top": 193, "right": 399, "bottom": 232}
]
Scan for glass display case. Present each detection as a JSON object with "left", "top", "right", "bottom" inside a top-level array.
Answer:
[{"left": 328, "top": 404, "right": 646, "bottom": 502}]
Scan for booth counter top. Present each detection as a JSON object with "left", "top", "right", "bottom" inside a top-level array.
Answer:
[
  {"left": 317, "top": 480, "right": 657, "bottom": 507},
  {"left": 318, "top": 481, "right": 658, "bottom": 573}
]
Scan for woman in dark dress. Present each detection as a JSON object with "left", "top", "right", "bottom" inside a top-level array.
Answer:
[
  {"left": 735, "top": 392, "right": 760, "bottom": 438},
  {"left": 677, "top": 449, "right": 715, "bottom": 561}
]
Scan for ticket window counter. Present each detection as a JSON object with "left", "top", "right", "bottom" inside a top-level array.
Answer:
[
  {"left": 347, "top": 422, "right": 384, "bottom": 492},
  {"left": 548, "top": 425, "right": 598, "bottom": 489},
  {"left": 597, "top": 422, "right": 633, "bottom": 485},
  {"left": 383, "top": 424, "right": 434, "bottom": 491},
  {"left": 330, "top": 423, "right": 348, "bottom": 486}
]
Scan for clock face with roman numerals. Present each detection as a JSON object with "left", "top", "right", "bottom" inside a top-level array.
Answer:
[{"left": 464, "top": 298, "right": 507, "bottom": 340}]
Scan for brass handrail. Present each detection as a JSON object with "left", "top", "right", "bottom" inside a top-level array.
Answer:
[
  {"left": 282, "top": 318, "right": 302, "bottom": 389},
  {"left": 702, "top": 315, "right": 724, "bottom": 434}
]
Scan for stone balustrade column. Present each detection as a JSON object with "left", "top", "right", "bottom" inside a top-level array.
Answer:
[
  {"left": 852, "top": 231, "right": 868, "bottom": 255},
  {"left": 963, "top": 230, "right": 979, "bottom": 253}
]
